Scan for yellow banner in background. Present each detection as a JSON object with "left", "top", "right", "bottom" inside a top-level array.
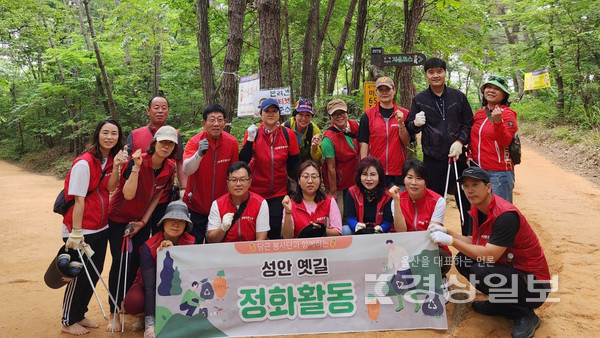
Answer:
[{"left": 524, "top": 68, "right": 551, "bottom": 91}]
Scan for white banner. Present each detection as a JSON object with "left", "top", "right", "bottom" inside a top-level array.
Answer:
[
  {"left": 252, "top": 87, "right": 292, "bottom": 116},
  {"left": 155, "top": 232, "right": 447, "bottom": 337},
  {"left": 237, "top": 73, "right": 260, "bottom": 117}
]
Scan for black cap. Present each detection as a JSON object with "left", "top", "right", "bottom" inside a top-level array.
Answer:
[{"left": 458, "top": 167, "right": 490, "bottom": 184}]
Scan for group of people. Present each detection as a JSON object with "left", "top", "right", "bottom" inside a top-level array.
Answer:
[{"left": 58, "top": 57, "right": 549, "bottom": 338}]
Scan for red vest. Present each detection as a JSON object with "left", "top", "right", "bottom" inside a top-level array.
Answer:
[
  {"left": 290, "top": 196, "right": 333, "bottom": 238},
  {"left": 63, "top": 152, "right": 114, "bottom": 232},
  {"left": 348, "top": 185, "right": 391, "bottom": 225},
  {"left": 471, "top": 195, "right": 550, "bottom": 280},
  {"left": 322, "top": 120, "right": 359, "bottom": 191},
  {"left": 249, "top": 125, "right": 297, "bottom": 199},
  {"left": 396, "top": 189, "right": 451, "bottom": 255},
  {"left": 109, "top": 153, "right": 175, "bottom": 223},
  {"left": 470, "top": 106, "right": 518, "bottom": 171},
  {"left": 365, "top": 103, "right": 408, "bottom": 175},
  {"left": 183, "top": 131, "right": 239, "bottom": 215},
  {"left": 130, "top": 125, "right": 180, "bottom": 204},
  {"left": 216, "top": 192, "right": 265, "bottom": 242}
]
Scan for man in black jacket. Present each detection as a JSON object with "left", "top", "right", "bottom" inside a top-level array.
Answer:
[{"left": 405, "top": 58, "right": 473, "bottom": 235}]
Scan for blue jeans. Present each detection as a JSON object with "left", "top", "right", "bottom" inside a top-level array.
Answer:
[{"left": 487, "top": 170, "right": 515, "bottom": 203}]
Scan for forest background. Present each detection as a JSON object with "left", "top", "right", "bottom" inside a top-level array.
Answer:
[{"left": 0, "top": 0, "right": 598, "bottom": 177}]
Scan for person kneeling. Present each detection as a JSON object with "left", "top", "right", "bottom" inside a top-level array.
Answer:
[{"left": 429, "top": 167, "right": 551, "bottom": 338}]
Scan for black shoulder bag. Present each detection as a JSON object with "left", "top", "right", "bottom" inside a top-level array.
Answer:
[{"left": 53, "top": 167, "right": 109, "bottom": 216}]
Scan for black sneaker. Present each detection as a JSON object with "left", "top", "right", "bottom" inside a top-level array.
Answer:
[
  {"left": 472, "top": 301, "right": 508, "bottom": 318},
  {"left": 511, "top": 312, "right": 541, "bottom": 338}
]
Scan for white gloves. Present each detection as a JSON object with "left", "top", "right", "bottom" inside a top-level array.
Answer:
[
  {"left": 427, "top": 224, "right": 447, "bottom": 233},
  {"left": 448, "top": 141, "right": 463, "bottom": 159},
  {"left": 65, "top": 228, "right": 84, "bottom": 250},
  {"left": 197, "top": 138, "right": 209, "bottom": 156},
  {"left": 374, "top": 225, "right": 383, "bottom": 233},
  {"left": 355, "top": 222, "right": 366, "bottom": 232},
  {"left": 430, "top": 231, "right": 453, "bottom": 246},
  {"left": 247, "top": 124, "right": 258, "bottom": 142},
  {"left": 414, "top": 111, "right": 426, "bottom": 127},
  {"left": 220, "top": 213, "right": 235, "bottom": 232}
]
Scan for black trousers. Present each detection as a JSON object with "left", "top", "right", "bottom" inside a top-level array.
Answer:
[
  {"left": 455, "top": 253, "right": 551, "bottom": 318},
  {"left": 189, "top": 210, "right": 208, "bottom": 244},
  {"left": 423, "top": 154, "right": 471, "bottom": 235},
  {"left": 61, "top": 229, "right": 108, "bottom": 326},
  {"left": 266, "top": 196, "right": 285, "bottom": 240},
  {"left": 107, "top": 219, "right": 151, "bottom": 313},
  {"left": 149, "top": 201, "right": 169, "bottom": 236}
]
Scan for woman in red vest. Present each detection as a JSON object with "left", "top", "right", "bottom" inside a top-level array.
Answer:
[
  {"left": 60, "top": 118, "right": 125, "bottom": 336},
  {"left": 282, "top": 161, "right": 342, "bottom": 238},
  {"left": 106, "top": 126, "right": 178, "bottom": 331},
  {"left": 391, "top": 159, "right": 452, "bottom": 279},
  {"left": 344, "top": 157, "right": 397, "bottom": 235},
  {"left": 123, "top": 200, "right": 195, "bottom": 337},
  {"left": 321, "top": 99, "right": 359, "bottom": 220}
]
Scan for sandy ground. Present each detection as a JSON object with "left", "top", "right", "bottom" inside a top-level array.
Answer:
[{"left": 1, "top": 144, "right": 600, "bottom": 337}]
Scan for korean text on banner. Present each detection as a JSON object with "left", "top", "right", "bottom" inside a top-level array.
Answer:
[
  {"left": 237, "top": 73, "right": 260, "bottom": 117},
  {"left": 524, "top": 68, "right": 551, "bottom": 91}
]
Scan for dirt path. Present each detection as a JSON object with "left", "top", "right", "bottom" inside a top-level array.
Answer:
[{"left": 1, "top": 144, "right": 599, "bottom": 337}]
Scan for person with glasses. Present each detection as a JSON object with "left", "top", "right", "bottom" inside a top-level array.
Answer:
[
  {"left": 240, "top": 98, "right": 301, "bottom": 239},
  {"left": 429, "top": 167, "right": 550, "bottom": 338},
  {"left": 126, "top": 96, "right": 187, "bottom": 236},
  {"left": 344, "top": 157, "right": 397, "bottom": 235},
  {"left": 206, "top": 162, "right": 270, "bottom": 243},
  {"left": 469, "top": 75, "right": 518, "bottom": 202},
  {"left": 182, "top": 104, "right": 239, "bottom": 244},
  {"left": 284, "top": 98, "right": 323, "bottom": 162},
  {"left": 405, "top": 57, "right": 473, "bottom": 236},
  {"left": 321, "top": 99, "right": 359, "bottom": 219},
  {"left": 281, "top": 160, "right": 342, "bottom": 238},
  {"left": 358, "top": 76, "right": 411, "bottom": 188}
]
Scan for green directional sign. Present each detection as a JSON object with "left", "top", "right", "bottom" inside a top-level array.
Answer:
[{"left": 370, "top": 47, "right": 426, "bottom": 67}]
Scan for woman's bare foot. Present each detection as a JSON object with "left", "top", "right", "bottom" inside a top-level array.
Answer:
[
  {"left": 77, "top": 318, "right": 98, "bottom": 329},
  {"left": 61, "top": 323, "right": 89, "bottom": 336},
  {"left": 130, "top": 316, "right": 144, "bottom": 332},
  {"left": 106, "top": 313, "right": 122, "bottom": 332}
]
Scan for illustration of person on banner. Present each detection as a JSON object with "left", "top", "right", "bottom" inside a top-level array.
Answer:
[
  {"left": 179, "top": 281, "right": 206, "bottom": 317},
  {"left": 384, "top": 239, "right": 420, "bottom": 312},
  {"left": 206, "top": 161, "right": 270, "bottom": 243},
  {"left": 429, "top": 167, "right": 551, "bottom": 338},
  {"left": 281, "top": 160, "right": 342, "bottom": 238}
]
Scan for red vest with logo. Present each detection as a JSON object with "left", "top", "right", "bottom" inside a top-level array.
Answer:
[
  {"left": 348, "top": 185, "right": 391, "bottom": 225},
  {"left": 471, "top": 195, "right": 550, "bottom": 280},
  {"left": 396, "top": 189, "right": 451, "bottom": 254},
  {"left": 183, "top": 131, "right": 239, "bottom": 215},
  {"left": 216, "top": 192, "right": 265, "bottom": 242},
  {"left": 63, "top": 152, "right": 114, "bottom": 232},
  {"left": 290, "top": 196, "right": 333, "bottom": 238},
  {"left": 249, "top": 125, "right": 296, "bottom": 199},
  {"left": 365, "top": 103, "right": 408, "bottom": 175},
  {"left": 470, "top": 105, "right": 518, "bottom": 171},
  {"left": 108, "top": 153, "right": 175, "bottom": 223},
  {"left": 322, "top": 120, "right": 359, "bottom": 191}
]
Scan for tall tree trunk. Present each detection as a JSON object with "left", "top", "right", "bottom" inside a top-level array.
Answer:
[
  {"left": 300, "top": 1, "right": 318, "bottom": 99},
  {"left": 153, "top": 43, "right": 162, "bottom": 97},
  {"left": 221, "top": 0, "right": 247, "bottom": 127},
  {"left": 350, "top": 0, "right": 367, "bottom": 94},
  {"left": 306, "top": 0, "right": 336, "bottom": 100},
  {"left": 83, "top": 0, "right": 117, "bottom": 119},
  {"left": 395, "top": 0, "right": 424, "bottom": 109},
  {"left": 283, "top": 0, "right": 294, "bottom": 102},
  {"left": 257, "top": 0, "right": 283, "bottom": 89},
  {"left": 326, "top": 0, "right": 358, "bottom": 95},
  {"left": 196, "top": 0, "right": 217, "bottom": 105},
  {"left": 42, "top": 17, "right": 77, "bottom": 153},
  {"left": 498, "top": 5, "right": 524, "bottom": 99}
]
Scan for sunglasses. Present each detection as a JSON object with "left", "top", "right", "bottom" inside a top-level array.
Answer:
[{"left": 488, "top": 75, "right": 507, "bottom": 86}]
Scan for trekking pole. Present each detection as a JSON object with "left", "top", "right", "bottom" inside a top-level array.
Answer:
[
  {"left": 452, "top": 157, "right": 465, "bottom": 224},
  {"left": 122, "top": 235, "right": 133, "bottom": 334},
  {"left": 443, "top": 158, "right": 452, "bottom": 200},
  {"left": 81, "top": 247, "right": 119, "bottom": 311},
  {"left": 112, "top": 235, "right": 126, "bottom": 334},
  {"left": 76, "top": 247, "right": 108, "bottom": 320}
]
